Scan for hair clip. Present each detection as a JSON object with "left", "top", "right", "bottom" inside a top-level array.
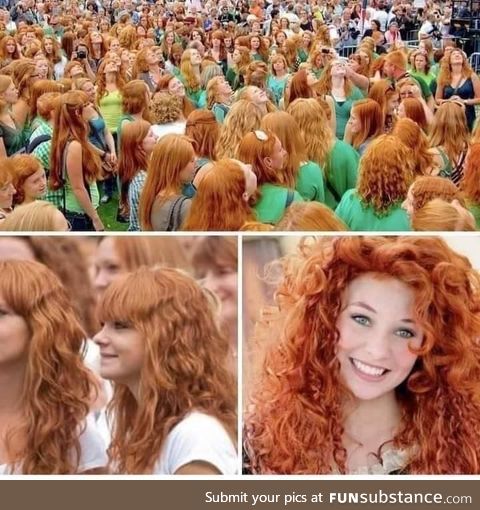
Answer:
[{"left": 253, "top": 130, "right": 268, "bottom": 141}]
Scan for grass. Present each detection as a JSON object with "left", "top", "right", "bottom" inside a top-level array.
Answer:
[{"left": 97, "top": 192, "right": 128, "bottom": 232}]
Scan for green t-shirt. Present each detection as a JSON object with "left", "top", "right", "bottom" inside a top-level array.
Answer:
[
  {"left": 324, "top": 140, "right": 360, "bottom": 210},
  {"left": 253, "top": 183, "right": 304, "bottom": 225},
  {"left": 333, "top": 86, "right": 365, "bottom": 140},
  {"left": 295, "top": 161, "right": 325, "bottom": 204},
  {"left": 468, "top": 202, "right": 480, "bottom": 229},
  {"left": 335, "top": 189, "right": 411, "bottom": 232}
]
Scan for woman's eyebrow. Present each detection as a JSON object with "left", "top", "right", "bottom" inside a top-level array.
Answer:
[{"left": 349, "top": 301, "right": 376, "bottom": 313}]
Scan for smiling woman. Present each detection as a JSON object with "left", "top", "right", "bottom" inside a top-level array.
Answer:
[
  {"left": 94, "top": 265, "right": 237, "bottom": 474},
  {"left": 244, "top": 236, "right": 480, "bottom": 474}
]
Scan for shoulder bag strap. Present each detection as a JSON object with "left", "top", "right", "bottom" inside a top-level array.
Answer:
[
  {"left": 166, "top": 196, "right": 185, "bottom": 231},
  {"left": 285, "top": 189, "right": 295, "bottom": 208}
]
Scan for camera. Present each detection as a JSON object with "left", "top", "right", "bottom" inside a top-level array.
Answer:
[
  {"left": 321, "top": 48, "right": 331, "bottom": 54},
  {"left": 77, "top": 50, "right": 87, "bottom": 59}
]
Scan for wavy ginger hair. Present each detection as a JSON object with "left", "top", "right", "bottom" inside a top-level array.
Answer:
[
  {"left": 261, "top": 111, "right": 306, "bottom": 189},
  {"left": 411, "top": 199, "right": 476, "bottom": 231},
  {"left": 287, "top": 98, "right": 333, "bottom": 174},
  {"left": 392, "top": 118, "right": 434, "bottom": 176},
  {"left": 399, "top": 97, "right": 428, "bottom": 132},
  {"left": 216, "top": 99, "right": 263, "bottom": 160},
  {"left": 180, "top": 49, "right": 201, "bottom": 92},
  {"left": 9, "top": 155, "right": 44, "bottom": 206},
  {"left": 49, "top": 91, "right": 101, "bottom": 190},
  {"left": 95, "top": 59, "right": 126, "bottom": 104},
  {"left": 357, "top": 135, "right": 413, "bottom": 213},
  {"left": 98, "top": 266, "right": 237, "bottom": 474},
  {"left": 409, "top": 176, "right": 465, "bottom": 212},
  {"left": 182, "top": 159, "right": 254, "bottom": 231},
  {"left": 245, "top": 236, "right": 480, "bottom": 474},
  {"left": 275, "top": 202, "right": 348, "bottom": 231},
  {"left": 0, "top": 260, "right": 96, "bottom": 474},
  {"left": 139, "top": 134, "right": 195, "bottom": 231},
  {"left": 461, "top": 144, "right": 480, "bottom": 205}
]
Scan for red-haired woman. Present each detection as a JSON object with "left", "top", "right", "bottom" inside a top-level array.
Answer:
[
  {"left": 0, "top": 75, "right": 22, "bottom": 158},
  {"left": 94, "top": 266, "right": 237, "bottom": 474},
  {"left": 261, "top": 111, "right": 325, "bottom": 204},
  {"left": 344, "top": 99, "right": 384, "bottom": 155},
  {"left": 287, "top": 98, "right": 359, "bottom": 210},
  {"left": 461, "top": 144, "right": 480, "bottom": 228},
  {"left": 244, "top": 236, "right": 480, "bottom": 473},
  {"left": 226, "top": 46, "right": 251, "bottom": 91},
  {"left": 50, "top": 91, "right": 104, "bottom": 231},
  {"left": 368, "top": 79, "right": 400, "bottom": 133},
  {"left": 185, "top": 110, "right": 219, "bottom": 185},
  {"left": 335, "top": 135, "right": 412, "bottom": 231},
  {"left": 266, "top": 54, "right": 290, "bottom": 107},
  {"left": 117, "top": 120, "right": 157, "bottom": 231},
  {"left": 139, "top": 134, "right": 195, "bottom": 231},
  {"left": 206, "top": 76, "right": 232, "bottom": 124},
  {"left": 435, "top": 48, "right": 480, "bottom": 131},
  {"left": 179, "top": 48, "right": 203, "bottom": 108},
  {"left": 317, "top": 59, "right": 365, "bottom": 140},
  {"left": 397, "top": 97, "right": 429, "bottom": 132},
  {"left": 208, "top": 30, "right": 228, "bottom": 74},
  {"left": 237, "top": 129, "right": 304, "bottom": 225},
  {"left": 0, "top": 260, "right": 107, "bottom": 474},
  {"left": 8, "top": 154, "right": 46, "bottom": 206},
  {"left": 0, "top": 36, "right": 21, "bottom": 69},
  {"left": 183, "top": 158, "right": 257, "bottom": 231},
  {"left": 155, "top": 72, "right": 195, "bottom": 118}
]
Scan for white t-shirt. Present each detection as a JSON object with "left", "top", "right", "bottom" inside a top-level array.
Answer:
[
  {"left": 152, "top": 121, "right": 187, "bottom": 140},
  {"left": 153, "top": 412, "right": 237, "bottom": 475},
  {"left": 0, "top": 416, "right": 107, "bottom": 474}
]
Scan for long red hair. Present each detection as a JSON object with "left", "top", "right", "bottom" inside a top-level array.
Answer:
[
  {"left": 182, "top": 159, "right": 254, "bottom": 231},
  {"left": 0, "top": 260, "right": 96, "bottom": 474},
  {"left": 245, "top": 236, "right": 480, "bottom": 474},
  {"left": 98, "top": 266, "right": 237, "bottom": 473}
]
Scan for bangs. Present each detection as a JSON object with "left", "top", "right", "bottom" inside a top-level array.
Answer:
[
  {"left": 192, "top": 238, "right": 237, "bottom": 275},
  {"left": 97, "top": 270, "right": 158, "bottom": 325}
]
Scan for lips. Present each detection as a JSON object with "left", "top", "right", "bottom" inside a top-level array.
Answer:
[
  {"left": 100, "top": 353, "right": 118, "bottom": 359},
  {"left": 350, "top": 357, "right": 390, "bottom": 380}
]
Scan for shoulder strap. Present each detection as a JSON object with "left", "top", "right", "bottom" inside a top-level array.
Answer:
[
  {"left": 27, "top": 134, "right": 51, "bottom": 154},
  {"left": 285, "top": 189, "right": 295, "bottom": 208},
  {"left": 166, "top": 196, "right": 187, "bottom": 231}
]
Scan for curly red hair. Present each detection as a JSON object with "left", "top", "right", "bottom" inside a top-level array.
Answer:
[
  {"left": 97, "top": 266, "right": 237, "bottom": 473},
  {"left": 0, "top": 260, "right": 96, "bottom": 474},
  {"left": 245, "top": 236, "right": 480, "bottom": 474}
]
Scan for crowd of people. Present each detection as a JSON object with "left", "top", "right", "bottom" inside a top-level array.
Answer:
[
  {"left": 0, "top": 235, "right": 238, "bottom": 474},
  {"left": 0, "top": 0, "right": 479, "bottom": 231}
]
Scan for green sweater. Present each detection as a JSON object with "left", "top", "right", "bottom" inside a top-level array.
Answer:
[
  {"left": 254, "top": 183, "right": 304, "bottom": 224},
  {"left": 335, "top": 189, "right": 411, "bottom": 232},
  {"left": 295, "top": 161, "right": 325, "bottom": 204},
  {"left": 324, "top": 140, "right": 360, "bottom": 210}
]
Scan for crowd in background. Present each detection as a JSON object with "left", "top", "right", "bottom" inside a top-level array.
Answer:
[{"left": 0, "top": 0, "right": 479, "bottom": 231}]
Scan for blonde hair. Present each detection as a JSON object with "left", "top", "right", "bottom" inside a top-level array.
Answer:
[
  {"left": 275, "top": 202, "right": 348, "bottom": 231},
  {"left": 412, "top": 199, "right": 476, "bottom": 231},
  {"left": 0, "top": 201, "right": 66, "bottom": 231},
  {"left": 150, "top": 92, "right": 183, "bottom": 124},
  {"left": 287, "top": 98, "right": 333, "bottom": 173},
  {"left": 216, "top": 99, "right": 263, "bottom": 159}
]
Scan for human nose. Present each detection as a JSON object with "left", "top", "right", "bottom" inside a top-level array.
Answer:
[
  {"left": 93, "top": 324, "right": 110, "bottom": 347},
  {"left": 364, "top": 328, "right": 391, "bottom": 360},
  {"left": 94, "top": 267, "right": 110, "bottom": 293}
]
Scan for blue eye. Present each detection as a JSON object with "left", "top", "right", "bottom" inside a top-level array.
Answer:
[
  {"left": 351, "top": 314, "right": 370, "bottom": 326},
  {"left": 396, "top": 329, "right": 415, "bottom": 339}
]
